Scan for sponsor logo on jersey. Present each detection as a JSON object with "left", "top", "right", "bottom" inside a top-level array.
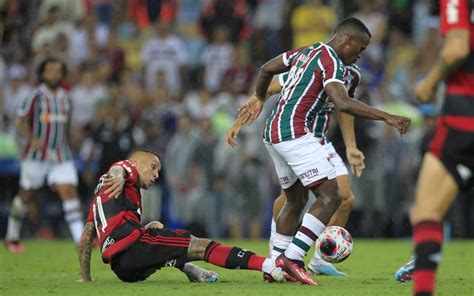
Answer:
[
  {"left": 102, "top": 236, "right": 116, "bottom": 253},
  {"left": 40, "top": 112, "right": 67, "bottom": 123}
]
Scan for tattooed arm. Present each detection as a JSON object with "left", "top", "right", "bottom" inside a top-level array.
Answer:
[
  {"left": 103, "top": 165, "right": 125, "bottom": 199},
  {"left": 78, "top": 221, "right": 96, "bottom": 282}
]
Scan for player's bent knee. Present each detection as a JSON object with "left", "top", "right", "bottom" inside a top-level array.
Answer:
[
  {"left": 188, "top": 236, "right": 212, "bottom": 260},
  {"left": 409, "top": 205, "right": 443, "bottom": 225},
  {"left": 340, "top": 192, "right": 355, "bottom": 210}
]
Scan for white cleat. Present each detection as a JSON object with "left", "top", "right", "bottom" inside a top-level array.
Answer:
[
  {"left": 184, "top": 264, "right": 220, "bottom": 283},
  {"left": 308, "top": 258, "right": 346, "bottom": 276}
]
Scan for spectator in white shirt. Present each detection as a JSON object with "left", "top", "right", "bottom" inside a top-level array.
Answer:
[{"left": 141, "top": 21, "right": 188, "bottom": 97}]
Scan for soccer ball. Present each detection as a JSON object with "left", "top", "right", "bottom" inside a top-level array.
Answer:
[{"left": 316, "top": 226, "right": 353, "bottom": 263}]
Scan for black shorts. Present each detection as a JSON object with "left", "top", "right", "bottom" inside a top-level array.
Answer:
[
  {"left": 110, "top": 227, "right": 191, "bottom": 282},
  {"left": 429, "top": 117, "right": 474, "bottom": 190}
]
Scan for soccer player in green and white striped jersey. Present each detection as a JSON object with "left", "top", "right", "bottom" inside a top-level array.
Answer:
[
  {"left": 227, "top": 64, "right": 364, "bottom": 277},
  {"left": 235, "top": 17, "right": 411, "bottom": 284},
  {"left": 5, "top": 57, "right": 83, "bottom": 253}
]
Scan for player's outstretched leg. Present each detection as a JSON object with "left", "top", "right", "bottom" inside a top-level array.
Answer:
[
  {"left": 182, "top": 263, "right": 219, "bottom": 283},
  {"left": 188, "top": 237, "right": 288, "bottom": 283},
  {"left": 5, "top": 195, "right": 28, "bottom": 253}
]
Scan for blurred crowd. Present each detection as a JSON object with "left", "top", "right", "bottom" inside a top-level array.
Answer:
[{"left": 0, "top": 0, "right": 472, "bottom": 240}]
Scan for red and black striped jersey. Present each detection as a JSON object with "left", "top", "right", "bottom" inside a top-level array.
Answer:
[
  {"left": 440, "top": 0, "right": 474, "bottom": 97},
  {"left": 86, "top": 160, "right": 142, "bottom": 263},
  {"left": 439, "top": 0, "right": 474, "bottom": 131}
]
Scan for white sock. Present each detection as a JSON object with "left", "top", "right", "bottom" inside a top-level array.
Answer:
[
  {"left": 6, "top": 196, "right": 28, "bottom": 242},
  {"left": 268, "top": 218, "right": 277, "bottom": 256},
  {"left": 261, "top": 258, "right": 276, "bottom": 274},
  {"left": 271, "top": 232, "right": 293, "bottom": 260},
  {"left": 285, "top": 213, "right": 326, "bottom": 261},
  {"left": 62, "top": 198, "right": 84, "bottom": 243}
]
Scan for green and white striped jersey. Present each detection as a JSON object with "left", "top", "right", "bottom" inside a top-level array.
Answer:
[
  {"left": 17, "top": 84, "right": 73, "bottom": 162},
  {"left": 264, "top": 43, "right": 361, "bottom": 144}
]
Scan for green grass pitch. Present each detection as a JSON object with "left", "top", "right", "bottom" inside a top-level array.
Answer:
[{"left": 1, "top": 239, "right": 473, "bottom": 295}]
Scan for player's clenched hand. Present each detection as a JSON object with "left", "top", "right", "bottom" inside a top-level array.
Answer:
[
  {"left": 225, "top": 120, "right": 242, "bottom": 149},
  {"left": 103, "top": 174, "right": 125, "bottom": 199},
  {"left": 238, "top": 95, "right": 264, "bottom": 125},
  {"left": 415, "top": 79, "right": 438, "bottom": 103},
  {"left": 346, "top": 148, "right": 365, "bottom": 177},
  {"left": 384, "top": 114, "right": 411, "bottom": 136}
]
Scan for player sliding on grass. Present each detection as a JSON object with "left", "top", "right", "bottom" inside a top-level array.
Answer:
[
  {"left": 226, "top": 65, "right": 365, "bottom": 277},
  {"left": 78, "top": 149, "right": 289, "bottom": 284}
]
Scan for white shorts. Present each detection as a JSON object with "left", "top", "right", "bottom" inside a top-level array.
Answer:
[
  {"left": 324, "top": 143, "right": 349, "bottom": 177},
  {"left": 265, "top": 133, "right": 336, "bottom": 189},
  {"left": 20, "top": 160, "right": 78, "bottom": 190}
]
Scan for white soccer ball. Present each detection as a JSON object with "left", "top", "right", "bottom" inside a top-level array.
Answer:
[{"left": 316, "top": 226, "right": 353, "bottom": 263}]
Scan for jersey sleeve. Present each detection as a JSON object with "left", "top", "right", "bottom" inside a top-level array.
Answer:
[
  {"left": 108, "top": 160, "right": 139, "bottom": 186},
  {"left": 278, "top": 72, "right": 289, "bottom": 86},
  {"left": 86, "top": 201, "right": 94, "bottom": 222},
  {"left": 282, "top": 47, "right": 306, "bottom": 67},
  {"left": 440, "top": 0, "right": 471, "bottom": 36},
  {"left": 320, "top": 47, "right": 345, "bottom": 87},
  {"left": 16, "top": 90, "right": 38, "bottom": 117}
]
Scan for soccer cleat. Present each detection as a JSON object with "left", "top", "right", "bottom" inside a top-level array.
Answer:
[
  {"left": 5, "top": 241, "right": 25, "bottom": 253},
  {"left": 395, "top": 258, "right": 415, "bottom": 283},
  {"left": 275, "top": 254, "right": 317, "bottom": 285},
  {"left": 308, "top": 259, "right": 346, "bottom": 276},
  {"left": 184, "top": 264, "right": 219, "bottom": 283}
]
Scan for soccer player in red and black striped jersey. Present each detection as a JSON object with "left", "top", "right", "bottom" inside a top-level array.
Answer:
[
  {"left": 395, "top": 1, "right": 474, "bottom": 295},
  {"left": 5, "top": 57, "right": 83, "bottom": 253},
  {"left": 78, "top": 149, "right": 288, "bottom": 283}
]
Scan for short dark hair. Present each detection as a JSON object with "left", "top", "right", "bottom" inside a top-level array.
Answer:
[
  {"left": 37, "top": 57, "right": 67, "bottom": 83},
  {"left": 128, "top": 148, "right": 161, "bottom": 161},
  {"left": 335, "top": 17, "right": 372, "bottom": 39}
]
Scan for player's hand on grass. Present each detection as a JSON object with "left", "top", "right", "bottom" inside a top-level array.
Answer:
[
  {"left": 145, "top": 221, "right": 164, "bottom": 229},
  {"left": 225, "top": 120, "right": 243, "bottom": 149},
  {"left": 238, "top": 95, "right": 264, "bottom": 125},
  {"left": 384, "top": 114, "right": 411, "bottom": 136},
  {"left": 346, "top": 148, "right": 365, "bottom": 177},
  {"left": 103, "top": 174, "right": 125, "bottom": 199}
]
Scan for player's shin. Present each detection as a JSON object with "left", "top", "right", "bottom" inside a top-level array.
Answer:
[
  {"left": 285, "top": 213, "right": 325, "bottom": 262},
  {"left": 204, "top": 241, "right": 274, "bottom": 273},
  {"left": 6, "top": 195, "right": 28, "bottom": 242},
  {"left": 271, "top": 232, "right": 293, "bottom": 261},
  {"left": 268, "top": 218, "right": 276, "bottom": 256},
  {"left": 412, "top": 221, "right": 443, "bottom": 296},
  {"left": 62, "top": 198, "right": 84, "bottom": 243}
]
